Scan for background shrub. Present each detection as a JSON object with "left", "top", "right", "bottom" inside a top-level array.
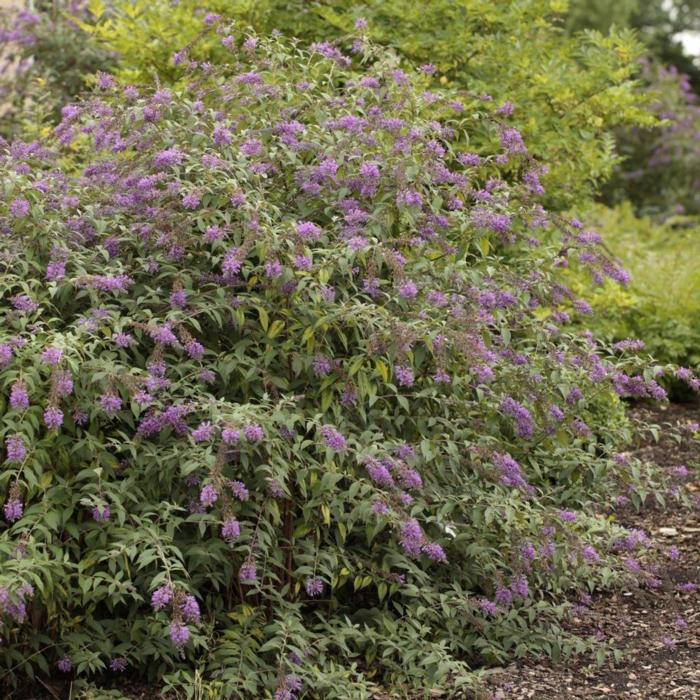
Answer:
[
  {"left": 0, "top": 2, "right": 114, "bottom": 140},
  {"left": 566, "top": 203, "right": 700, "bottom": 373},
  {"left": 601, "top": 60, "right": 700, "bottom": 218}
]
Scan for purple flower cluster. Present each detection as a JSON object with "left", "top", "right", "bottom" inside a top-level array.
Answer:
[
  {"left": 399, "top": 518, "right": 423, "bottom": 558},
  {"left": 305, "top": 577, "right": 324, "bottom": 597},
  {"left": 100, "top": 393, "right": 122, "bottom": 415},
  {"left": 192, "top": 421, "right": 215, "bottom": 442},
  {"left": 151, "top": 585, "right": 173, "bottom": 611},
  {"left": 199, "top": 485, "right": 219, "bottom": 508},
  {"left": 493, "top": 452, "right": 529, "bottom": 491},
  {"left": 57, "top": 657, "right": 72, "bottom": 673},
  {"left": 500, "top": 397, "right": 534, "bottom": 439},
  {"left": 43, "top": 407, "right": 64, "bottom": 430},
  {"left": 320, "top": 425, "right": 347, "bottom": 452},
  {"left": 4, "top": 498, "right": 23, "bottom": 523},
  {"left": 394, "top": 364, "right": 415, "bottom": 387},
  {"left": 169, "top": 622, "right": 189, "bottom": 649},
  {"left": 92, "top": 505, "right": 111, "bottom": 522},
  {"left": 109, "top": 657, "right": 128, "bottom": 672},
  {"left": 5, "top": 434, "right": 26, "bottom": 463},
  {"left": 9, "top": 197, "right": 30, "bottom": 218},
  {"left": 221, "top": 518, "right": 241, "bottom": 541},
  {"left": 296, "top": 221, "right": 322, "bottom": 241},
  {"left": 244, "top": 424, "right": 264, "bottom": 442},
  {"left": 239, "top": 557, "right": 257, "bottom": 583},
  {"left": 10, "top": 381, "right": 29, "bottom": 411},
  {"left": 180, "top": 595, "right": 200, "bottom": 623},
  {"left": 41, "top": 347, "right": 63, "bottom": 365},
  {"left": 312, "top": 355, "right": 333, "bottom": 376},
  {"left": 274, "top": 675, "right": 303, "bottom": 700}
]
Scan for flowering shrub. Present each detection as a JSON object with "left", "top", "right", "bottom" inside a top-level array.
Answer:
[
  {"left": 604, "top": 60, "right": 700, "bottom": 218},
  {"left": 0, "top": 2, "right": 113, "bottom": 140},
  {"left": 81, "top": 0, "right": 655, "bottom": 211},
  {"left": 0, "top": 26, "right": 687, "bottom": 697}
]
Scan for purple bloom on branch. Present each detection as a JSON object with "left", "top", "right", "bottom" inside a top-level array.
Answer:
[
  {"left": 5, "top": 435, "right": 26, "bottom": 463},
  {"left": 41, "top": 347, "right": 63, "bottom": 365},
  {"left": 180, "top": 595, "right": 200, "bottom": 623},
  {"left": 10, "top": 383, "right": 29, "bottom": 411},
  {"left": 394, "top": 364, "right": 415, "bottom": 387},
  {"left": 100, "top": 393, "right": 122, "bottom": 415},
  {"left": 192, "top": 422, "right": 215, "bottom": 442},
  {"left": 296, "top": 221, "right": 322, "bottom": 241},
  {"left": 399, "top": 519, "right": 423, "bottom": 558},
  {"left": 109, "top": 657, "right": 127, "bottom": 672},
  {"left": 92, "top": 505, "right": 110, "bottom": 522},
  {"left": 244, "top": 424, "right": 264, "bottom": 442},
  {"left": 398, "top": 280, "right": 418, "bottom": 299},
  {"left": 43, "top": 407, "right": 64, "bottom": 430},
  {"left": 222, "top": 428, "right": 240, "bottom": 445},
  {"left": 169, "top": 622, "right": 190, "bottom": 648},
  {"left": 320, "top": 425, "right": 347, "bottom": 452},
  {"left": 221, "top": 518, "right": 241, "bottom": 541},
  {"left": 500, "top": 397, "right": 534, "bottom": 439},
  {"left": 4, "top": 498, "right": 23, "bottom": 523},
  {"left": 151, "top": 585, "right": 172, "bottom": 611},
  {"left": 239, "top": 557, "right": 257, "bottom": 583},
  {"left": 305, "top": 577, "right": 324, "bottom": 597},
  {"left": 10, "top": 198, "right": 30, "bottom": 218},
  {"left": 200, "top": 485, "right": 219, "bottom": 508},
  {"left": 422, "top": 542, "right": 448, "bottom": 563}
]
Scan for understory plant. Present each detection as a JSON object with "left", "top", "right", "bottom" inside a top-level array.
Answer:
[
  {"left": 0, "top": 2, "right": 114, "bottom": 141},
  {"left": 0, "top": 24, "right": 695, "bottom": 698},
  {"left": 603, "top": 59, "right": 700, "bottom": 218}
]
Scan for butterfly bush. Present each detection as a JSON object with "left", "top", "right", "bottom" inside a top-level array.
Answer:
[
  {"left": 0, "top": 26, "right": 691, "bottom": 697},
  {"left": 607, "top": 59, "right": 700, "bottom": 217},
  {"left": 0, "top": 3, "right": 114, "bottom": 141}
]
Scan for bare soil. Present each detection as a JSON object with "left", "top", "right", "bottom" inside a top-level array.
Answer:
[{"left": 485, "top": 402, "right": 700, "bottom": 700}]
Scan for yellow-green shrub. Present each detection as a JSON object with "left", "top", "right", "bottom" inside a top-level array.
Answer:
[{"left": 568, "top": 202, "right": 700, "bottom": 369}]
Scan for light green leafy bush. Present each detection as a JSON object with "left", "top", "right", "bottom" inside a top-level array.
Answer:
[{"left": 566, "top": 202, "right": 700, "bottom": 372}]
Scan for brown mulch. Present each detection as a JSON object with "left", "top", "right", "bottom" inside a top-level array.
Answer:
[{"left": 485, "top": 401, "right": 700, "bottom": 700}]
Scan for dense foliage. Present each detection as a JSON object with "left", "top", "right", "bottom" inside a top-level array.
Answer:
[
  {"left": 1, "top": 25, "right": 691, "bottom": 698},
  {"left": 567, "top": 0, "right": 700, "bottom": 89},
  {"left": 0, "top": 3, "right": 114, "bottom": 140},
  {"left": 602, "top": 60, "right": 700, "bottom": 218},
  {"left": 568, "top": 204, "right": 700, "bottom": 374},
  {"left": 81, "top": 0, "right": 654, "bottom": 211}
]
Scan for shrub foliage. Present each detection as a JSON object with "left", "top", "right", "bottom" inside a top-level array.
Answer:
[
  {"left": 82, "top": 0, "right": 654, "bottom": 210},
  {"left": 567, "top": 203, "right": 700, "bottom": 374},
  {"left": 0, "top": 20, "right": 690, "bottom": 699}
]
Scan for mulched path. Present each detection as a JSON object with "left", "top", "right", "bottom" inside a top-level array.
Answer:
[{"left": 486, "top": 401, "right": 700, "bottom": 700}]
